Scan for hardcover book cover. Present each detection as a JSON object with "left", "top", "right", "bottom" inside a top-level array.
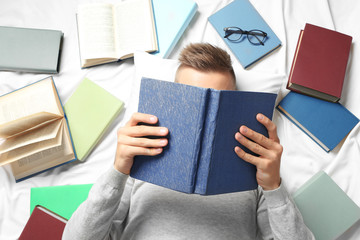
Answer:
[
  {"left": 208, "top": 0, "right": 281, "bottom": 69},
  {"left": 130, "top": 78, "right": 277, "bottom": 195},
  {"left": 31, "top": 184, "right": 93, "bottom": 219},
  {"left": 19, "top": 206, "right": 67, "bottom": 240},
  {"left": 64, "top": 78, "right": 124, "bottom": 161},
  {"left": 277, "top": 92, "right": 359, "bottom": 152},
  {"left": 152, "top": 0, "right": 197, "bottom": 58},
  {"left": 294, "top": 171, "right": 360, "bottom": 240},
  {"left": 287, "top": 23, "right": 352, "bottom": 102},
  {"left": 0, "top": 26, "right": 63, "bottom": 73}
]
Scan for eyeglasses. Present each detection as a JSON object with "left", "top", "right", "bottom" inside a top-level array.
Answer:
[{"left": 223, "top": 27, "right": 267, "bottom": 46}]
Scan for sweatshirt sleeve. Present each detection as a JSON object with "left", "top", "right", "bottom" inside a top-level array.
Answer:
[
  {"left": 257, "top": 182, "right": 315, "bottom": 240},
  {"left": 62, "top": 166, "right": 131, "bottom": 240}
]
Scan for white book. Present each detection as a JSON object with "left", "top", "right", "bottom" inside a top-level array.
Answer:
[{"left": 77, "top": 0, "right": 158, "bottom": 68}]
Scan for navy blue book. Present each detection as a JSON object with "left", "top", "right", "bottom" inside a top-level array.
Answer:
[
  {"left": 208, "top": 0, "right": 282, "bottom": 69},
  {"left": 130, "top": 78, "right": 277, "bottom": 195},
  {"left": 277, "top": 92, "right": 359, "bottom": 152}
]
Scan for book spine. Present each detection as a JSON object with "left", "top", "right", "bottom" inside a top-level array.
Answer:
[{"left": 194, "top": 90, "right": 220, "bottom": 194}]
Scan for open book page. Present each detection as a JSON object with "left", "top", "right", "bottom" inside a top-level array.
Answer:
[
  {"left": 0, "top": 112, "right": 61, "bottom": 138},
  {"left": 0, "top": 77, "right": 63, "bottom": 133},
  {"left": 114, "top": 0, "right": 157, "bottom": 59},
  {"left": 0, "top": 119, "right": 62, "bottom": 155},
  {"left": 10, "top": 118, "right": 75, "bottom": 180},
  {"left": 77, "top": 3, "right": 118, "bottom": 67},
  {"left": 0, "top": 119, "right": 63, "bottom": 166}
]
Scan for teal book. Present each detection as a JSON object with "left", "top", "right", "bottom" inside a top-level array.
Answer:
[
  {"left": 0, "top": 26, "right": 63, "bottom": 73},
  {"left": 31, "top": 184, "right": 93, "bottom": 220},
  {"left": 131, "top": 78, "right": 277, "bottom": 195},
  {"left": 277, "top": 92, "right": 359, "bottom": 152},
  {"left": 208, "top": 0, "right": 281, "bottom": 69},
  {"left": 0, "top": 77, "right": 76, "bottom": 182},
  {"left": 294, "top": 171, "right": 360, "bottom": 240},
  {"left": 64, "top": 78, "right": 124, "bottom": 161},
  {"left": 152, "top": 0, "right": 197, "bottom": 58}
]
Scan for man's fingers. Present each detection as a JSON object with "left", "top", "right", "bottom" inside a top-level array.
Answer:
[
  {"left": 256, "top": 113, "right": 280, "bottom": 142},
  {"left": 234, "top": 146, "right": 260, "bottom": 167},
  {"left": 120, "top": 145, "right": 164, "bottom": 159},
  {"left": 235, "top": 132, "right": 270, "bottom": 157},
  {"left": 118, "top": 125, "right": 168, "bottom": 138},
  {"left": 126, "top": 112, "right": 158, "bottom": 127},
  {"left": 238, "top": 126, "right": 275, "bottom": 150},
  {"left": 118, "top": 134, "right": 168, "bottom": 148}
]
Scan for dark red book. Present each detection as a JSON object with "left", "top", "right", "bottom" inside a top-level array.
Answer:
[
  {"left": 18, "top": 205, "right": 67, "bottom": 240},
  {"left": 287, "top": 23, "right": 352, "bottom": 102}
]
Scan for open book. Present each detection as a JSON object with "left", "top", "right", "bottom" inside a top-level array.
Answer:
[
  {"left": 0, "top": 77, "right": 76, "bottom": 182},
  {"left": 131, "top": 78, "right": 277, "bottom": 195},
  {"left": 77, "top": 0, "right": 158, "bottom": 68}
]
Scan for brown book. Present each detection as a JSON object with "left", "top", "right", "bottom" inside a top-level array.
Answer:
[
  {"left": 19, "top": 205, "right": 67, "bottom": 240},
  {"left": 0, "top": 76, "right": 76, "bottom": 182},
  {"left": 287, "top": 23, "right": 352, "bottom": 102}
]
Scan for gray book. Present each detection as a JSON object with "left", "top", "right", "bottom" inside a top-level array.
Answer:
[
  {"left": 294, "top": 171, "right": 360, "bottom": 240},
  {"left": 0, "top": 26, "right": 63, "bottom": 73}
]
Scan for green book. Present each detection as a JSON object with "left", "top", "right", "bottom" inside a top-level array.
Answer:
[
  {"left": 0, "top": 26, "right": 63, "bottom": 73},
  {"left": 30, "top": 184, "right": 93, "bottom": 220},
  {"left": 64, "top": 78, "right": 124, "bottom": 161},
  {"left": 293, "top": 171, "right": 360, "bottom": 240}
]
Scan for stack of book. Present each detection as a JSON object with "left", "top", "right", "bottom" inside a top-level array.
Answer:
[{"left": 277, "top": 23, "right": 358, "bottom": 152}]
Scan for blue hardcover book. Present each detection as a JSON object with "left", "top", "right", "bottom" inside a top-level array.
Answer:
[
  {"left": 0, "top": 77, "right": 77, "bottom": 182},
  {"left": 152, "top": 0, "right": 197, "bottom": 58},
  {"left": 208, "top": 0, "right": 282, "bottom": 69},
  {"left": 130, "top": 78, "right": 277, "bottom": 195},
  {"left": 277, "top": 92, "right": 359, "bottom": 152}
]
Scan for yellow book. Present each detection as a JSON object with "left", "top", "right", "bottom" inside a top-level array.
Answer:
[
  {"left": 64, "top": 78, "right": 124, "bottom": 161},
  {"left": 0, "top": 76, "right": 76, "bottom": 182}
]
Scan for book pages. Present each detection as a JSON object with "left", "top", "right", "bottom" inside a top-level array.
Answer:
[
  {"left": 77, "top": 3, "right": 117, "bottom": 64},
  {"left": 0, "top": 119, "right": 63, "bottom": 166},
  {"left": 0, "top": 119, "right": 62, "bottom": 155},
  {"left": 114, "top": 0, "right": 157, "bottom": 59},
  {"left": 0, "top": 77, "right": 63, "bottom": 126},
  {"left": 10, "top": 119, "right": 75, "bottom": 180}
]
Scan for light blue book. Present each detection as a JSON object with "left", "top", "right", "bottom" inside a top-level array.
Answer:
[
  {"left": 294, "top": 171, "right": 360, "bottom": 240},
  {"left": 277, "top": 92, "right": 359, "bottom": 152},
  {"left": 208, "top": 0, "right": 281, "bottom": 69},
  {"left": 152, "top": 0, "right": 197, "bottom": 58}
]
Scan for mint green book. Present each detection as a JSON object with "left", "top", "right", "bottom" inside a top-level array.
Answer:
[
  {"left": 294, "top": 171, "right": 360, "bottom": 240},
  {"left": 64, "top": 78, "right": 124, "bottom": 161},
  {"left": 30, "top": 184, "right": 93, "bottom": 220},
  {"left": 0, "top": 26, "right": 63, "bottom": 73}
]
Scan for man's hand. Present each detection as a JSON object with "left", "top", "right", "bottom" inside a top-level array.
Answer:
[
  {"left": 114, "top": 113, "right": 168, "bottom": 175},
  {"left": 234, "top": 113, "right": 282, "bottom": 190}
]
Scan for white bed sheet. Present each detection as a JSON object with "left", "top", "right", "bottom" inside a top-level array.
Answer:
[{"left": 0, "top": 0, "right": 360, "bottom": 239}]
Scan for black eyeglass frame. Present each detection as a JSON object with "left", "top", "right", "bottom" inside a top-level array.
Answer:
[{"left": 223, "top": 27, "right": 268, "bottom": 46}]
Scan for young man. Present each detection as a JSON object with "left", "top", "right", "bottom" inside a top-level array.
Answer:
[{"left": 63, "top": 43, "right": 314, "bottom": 240}]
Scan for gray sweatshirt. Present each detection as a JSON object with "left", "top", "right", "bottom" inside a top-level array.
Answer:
[{"left": 62, "top": 167, "right": 314, "bottom": 240}]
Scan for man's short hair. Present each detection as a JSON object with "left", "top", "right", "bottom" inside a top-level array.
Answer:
[{"left": 176, "top": 43, "right": 236, "bottom": 82}]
